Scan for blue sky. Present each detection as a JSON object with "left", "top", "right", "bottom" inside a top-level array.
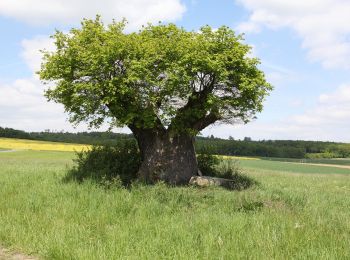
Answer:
[{"left": 0, "top": 0, "right": 349, "bottom": 141}]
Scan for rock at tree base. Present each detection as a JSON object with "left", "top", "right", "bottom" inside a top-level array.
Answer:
[{"left": 189, "top": 176, "right": 234, "bottom": 189}]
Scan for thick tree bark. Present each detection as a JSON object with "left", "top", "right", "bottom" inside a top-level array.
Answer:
[{"left": 132, "top": 129, "right": 198, "bottom": 185}]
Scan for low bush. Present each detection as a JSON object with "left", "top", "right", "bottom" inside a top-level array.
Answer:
[
  {"left": 197, "top": 149, "right": 242, "bottom": 178},
  {"left": 197, "top": 150, "right": 258, "bottom": 190},
  {"left": 64, "top": 140, "right": 141, "bottom": 187},
  {"left": 305, "top": 152, "right": 339, "bottom": 159},
  {"left": 197, "top": 148, "right": 220, "bottom": 176},
  {"left": 214, "top": 159, "right": 242, "bottom": 179},
  {"left": 216, "top": 160, "right": 259, "bottom": 190}
]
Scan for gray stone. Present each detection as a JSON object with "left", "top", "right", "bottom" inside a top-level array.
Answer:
[{"left": 189, "top": 176, "right": 234, "bottom": 188}]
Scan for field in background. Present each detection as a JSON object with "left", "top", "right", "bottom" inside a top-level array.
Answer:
[
  {"left": 260, "top": 157, "right": 350, "bottom": 166},
  {"left": 220, "top": 154, "right": 350, "bottom": 165},
  {"left": 1, "top": 137, "right": 349, "bottom": 169},
  {"left": 238, "top": 158, "right": 350, "bottom": 175},
  {"left": 0, "top": 138, "right": 90, "bottom": 152},
  {"left": 0, "top": 149, "right": 349, "bottom": 259}
]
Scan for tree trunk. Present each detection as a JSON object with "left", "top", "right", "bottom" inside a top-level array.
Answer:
[{"left": 133, "top": 129, "right": 198, "bottom": 185}]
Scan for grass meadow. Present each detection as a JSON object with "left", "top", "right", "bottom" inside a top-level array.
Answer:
[
  {"left": 260, "top": 157, "right": 350, "bottom": 166},
  {"left": 239, "top": 159, "right": 350, "bottom": 175},
  {"left": 0, "top": 141, "right": 350, "bottom": 259}
]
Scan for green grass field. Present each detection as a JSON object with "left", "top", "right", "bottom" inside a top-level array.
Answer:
[
  {"left": 259, "top": 157, "right": 350, "bottom": 166},
  {"left": 0, "top": 149, "right": 349, "bottom": 259},
  {"left": 237, "top": 158, "right": 350, "bottom": 175}
]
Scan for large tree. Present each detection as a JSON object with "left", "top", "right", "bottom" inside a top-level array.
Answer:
[{"left": 40, "top": 17, "right": 272, "bottom": 184}]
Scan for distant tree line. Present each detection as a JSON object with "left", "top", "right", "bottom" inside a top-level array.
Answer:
[
  {"left": 1, "top": 126, "right": 349, "bottom": 159},
  {"left": 0, "top": 127, "right": 132, "bottom": 145},
  {"left": 195, "top": 137, "right": 350, "bottom": 158}
]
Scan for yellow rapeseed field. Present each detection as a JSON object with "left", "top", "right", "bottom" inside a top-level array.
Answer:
[
  {"left": 0, "top": 138, "right": 90, "bottom": 152},
  {"left": 0, "top": 138, "right": 260, "bottom": 159}
]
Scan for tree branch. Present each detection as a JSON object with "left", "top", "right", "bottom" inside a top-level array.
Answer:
[
  {"left": 168, "top": 73, "right": 216, "bottom": 132},
  {"left": 192, "top": 112, "right": 219, "bottom": 131}
]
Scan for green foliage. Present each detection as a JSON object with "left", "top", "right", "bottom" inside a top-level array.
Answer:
[
  {"left": 215, "top": 159, "right": 243, "bottom": 179},
  {"left": 0, "top": 126, "right": 30, "bottom": 139},
  {"left": 328, "top": 144, "right": 350, "bottom": 157},
  {"left": 196, "top": 137, "right": 308, "bottom": 158},
  {"left": 215, "top": 160, "right": 258, "bottom": 190},
  {"left": 65, "top": 141, "right": 140, "bottom": 187},
  {"left": 40, "top": 16, "right": 271, "bottom": 134},
  {"left": 197, "top": 148, "right": 220, "bottom": 176},
  {"left": 197, "top": 147, "right": 249, "bottom": 178},
  {"left": 306, "top": 152, "right": 339, "bottom": 159}
]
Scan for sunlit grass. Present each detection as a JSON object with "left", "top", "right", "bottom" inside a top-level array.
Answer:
[
  {"left": 218, "top": 154, "right": 350, "bottom": 168},
  {"left": 0, "top": 138, "right": 90, "bottom": 152},
  {"left": 236, "top": 158, "right": 350, "bottom": 175},
  {"left": 0, "top": 150, "right": 349, "bottom": 259}
]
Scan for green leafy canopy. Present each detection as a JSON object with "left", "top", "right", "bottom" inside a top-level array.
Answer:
[{"left": 40, "top": 16, "right": 272, "bottom": 135}]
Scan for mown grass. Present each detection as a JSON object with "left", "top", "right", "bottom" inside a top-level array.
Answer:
[
  {"left": 0, "top": 138, "right": 90, "bottom": 152},
  {"left": 0, "top": 150, "right": 350, "bottom": 259},
  {"left": 237, "top": 158, "right": 350, "bottom": 175},
  {"left": 219, "top": 154, "right": 350, "bottom": 167},
  {"left": 261, "top": 157, "right": 350, "bottom": 166}
]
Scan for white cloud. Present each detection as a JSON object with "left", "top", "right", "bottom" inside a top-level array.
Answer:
[
  {"left": 21, "top": 36, "right": 55, "bottom": 73},
  {"left": 0, "top": 36, "right": 106, "bottom": 132},
  {"left": 236, "top": 0, "right": 350, "bottom": 70},
  {"left": 0, "top": 76, "right": 70, "bottom": 131},
  {"left": 0, "top": 0, "right": 186, "bottom": 30},
  {"left": 288, "top": 98, "right": 303, "bottom": 108},
  {"left": 319, "top": 84, "right": 350, "bottom": 104},
  {"left": 262, "top": 62, "right": 298, "bottom": 85},
  {"left": 292, "top": 84, "right": 350, "bottom": 126},
  {"left": 0, "top": 36, "right": 74, "bottom": 131},
  {"left": 0, "top": 75, "right": 119, "bottom": 132}
]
